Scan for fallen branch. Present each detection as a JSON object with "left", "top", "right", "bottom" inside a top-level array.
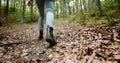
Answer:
[
  {"left": 96, "top": 52, "right": 106, "bottom": 60},
  {"left": 0, "top": 42, "right": 22, "bottom": 47}
]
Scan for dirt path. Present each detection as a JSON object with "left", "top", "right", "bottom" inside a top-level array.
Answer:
[{"left": 0, "top": 22, "right": 120, "bottom": 63}]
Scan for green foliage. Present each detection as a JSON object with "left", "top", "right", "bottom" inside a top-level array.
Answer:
[
  {"left": 106, "top": 10, "right": 116, "bottom": 17},
  {"left": 106, "top": 20, "right": 115, "bottom": 26},
  {"left": 9, "top": 7, "right": 16, "bottom": 12},
  {"left": 73, "top": 14, "right": 89, "bottom": 25},
  {"left": 0, "top": 5, "right": 38, "bottom": 26},
  {"left": 55, "top": 14, "right": 68, "bottom": 19}
]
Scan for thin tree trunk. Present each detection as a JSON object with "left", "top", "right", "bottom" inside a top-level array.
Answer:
[
  {"left": 56, "top": 3, "right": 59, "bottom": 14},
  {"left": 83, "top": 0, "right": 87, "bottom": 11},
  {"left": 68, "top": 0, "right": 71, "bottom": 15},
  {"left": 96, "top": 0, "right": 103, "bottom": 16},
  {"left": 0, "top": 0, "right": 1, "bottom": 14},
  {"left": 21, "top": 0, "right": 26, "bottom": 23},
  {"left": 75, "top": 0, "right": 78, "bottom": 13},
  {"left": 73, "top": 1, "right": 75, "bottom": 14},
  {"left": 59, "top": 1, "right": 61, "bottom": 14},
  {"left": 63, "top": 0, "right": 66, "bottom": 17},
  {"left": 88, "top": 0, "right": 96, "bottom": 12},
  {"left": 88, "top": 0, "right": 92, "bottom": 11},
  {"left": 30, "top": 0, "right": 33, "bottom": 21},
  {"left": 5, "top": 0, "right": 9, "bottom": 15},
  {"left": 80, "top": 0, "right": 83, "bottom": 13},
  {"left": 14, "top": 0, "right": 16, "bottom": 8},
  {"left": 10, "top": 0, "right": 12, "bottom": 7}
]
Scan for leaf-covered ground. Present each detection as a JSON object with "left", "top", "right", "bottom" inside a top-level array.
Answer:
[{"left": 0, "top": 23, "right": 120, "bottom": 63}]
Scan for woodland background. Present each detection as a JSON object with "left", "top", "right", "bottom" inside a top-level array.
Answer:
[
  {"left": 0, "top": 0, "right": 120, "bottom": 26},
  {"left": 0, "top": 0, "right": 120, "bottom": 63}
]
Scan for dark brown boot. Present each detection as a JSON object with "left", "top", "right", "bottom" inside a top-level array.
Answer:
[
  {"left": 46, "top": 26, "right": 56, "bottom": 47},
  {"left": 38, "top": 30, "right": 43, "bottom": 40}
]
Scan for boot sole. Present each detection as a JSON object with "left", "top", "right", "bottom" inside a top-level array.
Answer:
[
  {"left": 46, "top": 38, "right": 56, "bottom": 47},
  {"left": 46, "top": 38, "right": 52, "bottom": 42},
  {"left": 38, "top": 37, "right": 43, "bottom": 40}
]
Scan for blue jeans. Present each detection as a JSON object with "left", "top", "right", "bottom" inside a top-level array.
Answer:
[{"left": 36, "top": 0, "right": 54, "bottom": 30}]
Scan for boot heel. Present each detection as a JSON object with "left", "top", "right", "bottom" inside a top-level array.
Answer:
[
  {"left": 46, "top": 37, "right": 52, "bottom": 42},
  {"left": 46, "top": 26, "right": 56, "bottom": 47}
]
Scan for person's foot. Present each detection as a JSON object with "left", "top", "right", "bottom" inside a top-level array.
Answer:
[
  {"left": 38, "top": 30, "right": 43, "bottom": 40},
  {"left": 46, "top": 26, "right": 56, "bottom": 48}
]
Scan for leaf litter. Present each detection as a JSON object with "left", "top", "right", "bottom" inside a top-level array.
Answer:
[{"left": 0, "top": 23, "right": 120, "bottom": 63}]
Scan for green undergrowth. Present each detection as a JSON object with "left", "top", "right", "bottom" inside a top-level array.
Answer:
[
  {"left": 69, "top": 12, "right": 120, "bottom": 27},
  {"left": 0, "top": 6, "right": 38, "bottom": 27}
]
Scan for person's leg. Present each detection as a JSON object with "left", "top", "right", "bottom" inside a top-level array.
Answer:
[
  {"left": 36, "top": 0, "right": 45, "bottom": 40},
  {"left": 45, "top": 0, "right": 56, "bottom": 47},
  {"left": 45, "top": 0, "right": 54, "bottom": 28}
]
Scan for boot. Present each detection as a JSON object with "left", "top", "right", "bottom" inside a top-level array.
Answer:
[
  {"left": 38, "top": 30, "right": 43, "bottom": 40},
  {"left": 46, "top": 26, "right": 56, "bottom": 47}
]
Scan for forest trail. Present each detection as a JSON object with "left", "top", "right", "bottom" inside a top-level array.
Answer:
[{"left": 0, "top": 22, "right": 120, "bottom": 63}]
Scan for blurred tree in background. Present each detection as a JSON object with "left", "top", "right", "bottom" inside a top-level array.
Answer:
[{"left": 0, "top": 0, "right": 119, "bottom": 26}]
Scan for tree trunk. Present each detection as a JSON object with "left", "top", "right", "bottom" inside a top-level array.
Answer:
[
  {"left": 80, "top": 0, "right": 83, "bottom": 13},
  {"left": 83, "top": 0, "right": 87, "bottom": 11},
  {"left": 5, "top": 0, "right": 9, "bottom": 15},
  {"left": 30, "top": 0, "right": 33, "bottom": 21},
  {"left": 72, "top": 1, "right": 75, "bottom": 14},
  {"left": 88, "top": 0, "right": 92, "bottom": 11},
  {"left": 75, "top": 0, "right": 78, "bottom": 13},
  {"left": 96, "top": 0, "right": 103, "bottom": 16},
  {"left": 14, "top": 0, "right": 16, "bottom": 8},
  {"left": 21, "top": 0, "right": 26, "bottom": 23},
  {"left": 63, "top": 0, "right": 66, "bottom": 17},
  {"left": 88, "top": 0, "right": 96, "bottom": 12},
  {"left": 68, "top": 0, "right": 71, "bottom": 15},
  {"left": 60, "top": 0, "right": 63, "bottom": 14},
  {"left": 0, "top": 0, "right": 1, "bottom": 14},
  {"left": 9, "top": 0, "right": 12, "bottom": 7}
]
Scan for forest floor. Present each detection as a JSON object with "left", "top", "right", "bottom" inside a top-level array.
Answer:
[{"left": 0, "top": 21, "right": 120, "bottom": 63}]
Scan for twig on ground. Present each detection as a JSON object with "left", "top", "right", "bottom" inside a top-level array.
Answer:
[
  {"left": 87, "top": 52, "right": 96, "bottom": 63},
  {"left": 0, "top": 42, "right": 22, "bottom": 47},
  {"left": 96, "top": 52, "right": 106, "bottom": 60}
]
